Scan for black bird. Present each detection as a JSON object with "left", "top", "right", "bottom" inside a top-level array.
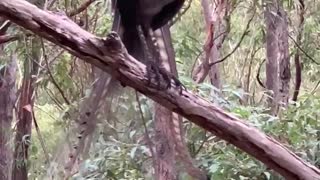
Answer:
[
  {"left": 113, "top": 0, "right": 185, "bottom": 89},
  {"left": 115, "top": 0, "right": 184, "bottom": 60}
]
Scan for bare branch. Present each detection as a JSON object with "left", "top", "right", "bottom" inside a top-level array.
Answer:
[
  {"left": 208, "top": 11, "right": 255, "bottom": 67},
  {"left": 0, "top": 20, "right": 11, "bottom": 34},
  {"left": 288, "top": 34, "right": 320, "bottom": 65},
  {"left": 40, "top": 38, "right": 71, "bottom": 105},
  {"left": 0, "top": 34, "right": 20, "bottom": 44},
  {"left": 68, "top": 0, "right": 96, "bottom": 17}
]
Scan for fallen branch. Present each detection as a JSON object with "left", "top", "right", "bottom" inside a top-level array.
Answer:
[{"left": 0, "top": 0, "right": 319, "bottom": 179}]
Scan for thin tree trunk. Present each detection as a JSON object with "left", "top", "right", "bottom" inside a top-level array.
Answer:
[
  {"left": 0, "top": 54, "right": 17, "bottom": 180},
  {"left": 11, "top": 1, "right": 44, "bottom": 179},
  {"left": 278, "top": 8, "right": 291, "bottom": 108},
  {"left": 152, "top": 26, "right": 179, "bottom": 180},
  {"left": 154, "top": 26, "right": 207, "bottom": 180},
  {"left": 292, "top": 0, "right": 305, "bottom": 102},
  {"left": 264, "top": 1, "right": 290, "bottom": 114},
  {"left": 192, "top": 0, "right": 229, "bottom": 87},
  {"left": 154, "top": 104, "right": 177, "bottom": 180},
  {"left": 264, "top": 1, "right": 280, "bottom": 115},
  {"left": 12, "top": 38, "right": 40, "bottom": 180}
]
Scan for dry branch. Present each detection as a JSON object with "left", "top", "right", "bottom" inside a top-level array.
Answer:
[
  {"left": 0, "top": 34, "right": 20, "bottom": 44},
  {"left": 0, "top": 0, "right": 319, "bottom": 179}
]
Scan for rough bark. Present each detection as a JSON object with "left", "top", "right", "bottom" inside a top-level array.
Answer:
[
  {"left": 264, "top": 1, "right": 280, "bottom": 115},
  {"left": 153, "top": 27, "right": 177, "bottom": 180},
  {"left": 1, "top": 1, "right": 320, "bottom": 178},
  {"left": 264, "top": 1, "right": 290, "bottom": 114},
  {"left": 154, "top": 104, "right": 177, "bottom": 180},
  {"left": 192, "top": 0, "right": 228, "bottom": 87},
  {"left": 154, "top": 26, "right": 207, "bottom": 180},
  {"left": 278, "top": 9, "right": 291, "bottom": 108},
  {"left": 0, "top": 55, "right": 17, "bottom": 180}
]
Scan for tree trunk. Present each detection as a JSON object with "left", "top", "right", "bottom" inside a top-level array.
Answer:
[
  {"left": 0, "top": 54, "right": 17, "bottom": 180},
  {"left": 278, "top": 8, "right": 291, "bottom": 108},
  {"left": 192, "top": 0, "right": 229, "bottom": 87},
  {"left": 154, "top": 26, "right": 207, "bottom": 180},
  {"left": 154, "top": 103, "right": 177, "bottom": 180},
  {"left": 264, "top": 1, "right": 291, "bottom": 114},
  {"left": 292, "top": 0, "right": 305, "bottom": 102},
  {"left": 264, "top": 1, "right": 280, "bottom": 115},
  {"left": 12, "top": 37, "right": 40, "bottom": 180}
]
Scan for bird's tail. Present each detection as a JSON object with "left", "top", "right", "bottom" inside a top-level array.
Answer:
[
  {"left": 122, "top": 28, "right": 146, "bottom": 62},
  {"left": 111, "top": 1, "right": 145, "bottom": 62}
]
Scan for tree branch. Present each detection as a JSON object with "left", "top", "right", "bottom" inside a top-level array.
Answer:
[
  {"left": 0, "top": 34, "right": 21, "bottom": 44},
  {"left": 0, "top": 0, "right": 319, "bottom": 179},
  {"left": 68, "top": 0, "right": 96, "bottom": 17},
  {"left": 288, "top": 34, "right": 320, "bottom": 65},
  {"left": 208, "top": 11, "right": 255, "bottom": 67}
]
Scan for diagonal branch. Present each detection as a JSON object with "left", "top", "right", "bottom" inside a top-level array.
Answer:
[
  {"left": 0, "top": 0, "right": 319, "bottom": 179},
  {"left": 208, "top": 11, "right": 255, "bottom": 67},
  {"left": 288, "top": 34, "right": 320, "bottom": 65},
  {"left": 0, "top": 34, "right": 21, "bottom": 44},
  {"left": 68, "top": 0, "right": 96, "bottom": 17}
]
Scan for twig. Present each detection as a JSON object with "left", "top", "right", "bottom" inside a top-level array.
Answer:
[
  {"left": 0, "top": 34, "right": 20, "bottom": 44},
  {"left": 135, "top": 92, "right": 157, "bottom": 166},
  {"left": 190, "top": 30, "right": 227, "bottom": 73},
  {"left": 208, "top": 11, "right": 255, "bottom": 67},
  {"left": 68, "top": 0, "right": 96, "bottom": 17},
  {"left": 256, "top": 59, "right": 266, "bottom": 88},
  {"left": 40, "top": 38, "right": 71, "bottom": 105},
  {"left": 288, "top": 34, "right": 320, "bottom": 65},
  {"left": 194, "top": 131, "right": 209, "bottom": 156},
  {"left": 31, "top": 106, "right": 50, "bottom": 163},
  {"left": 311, "top": 79, "right": 320, "bottom": 95},
  {"left": 0, "top": 20, "right": 11, "bottom": 34}
]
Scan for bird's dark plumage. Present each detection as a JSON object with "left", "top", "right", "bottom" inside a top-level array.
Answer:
[
  {"left": 114, "top": 0, "right": 185, "bottom": 61},
  {"left": 112, "top": 0, "right": 185, "bottom": 90}
]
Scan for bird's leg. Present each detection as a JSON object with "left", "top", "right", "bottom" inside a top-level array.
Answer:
[
  {"left": 137, "top": 25, "right": 162, "bottom": 89},
  {"left": 137, "top": 25, "right": 185, "bottom": 92},
  {"left": 148, "top": 28, "right": 186, "bottom": 92},
  {"left": 147, "top": 28, "right": 173, "bottom": 89}
]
